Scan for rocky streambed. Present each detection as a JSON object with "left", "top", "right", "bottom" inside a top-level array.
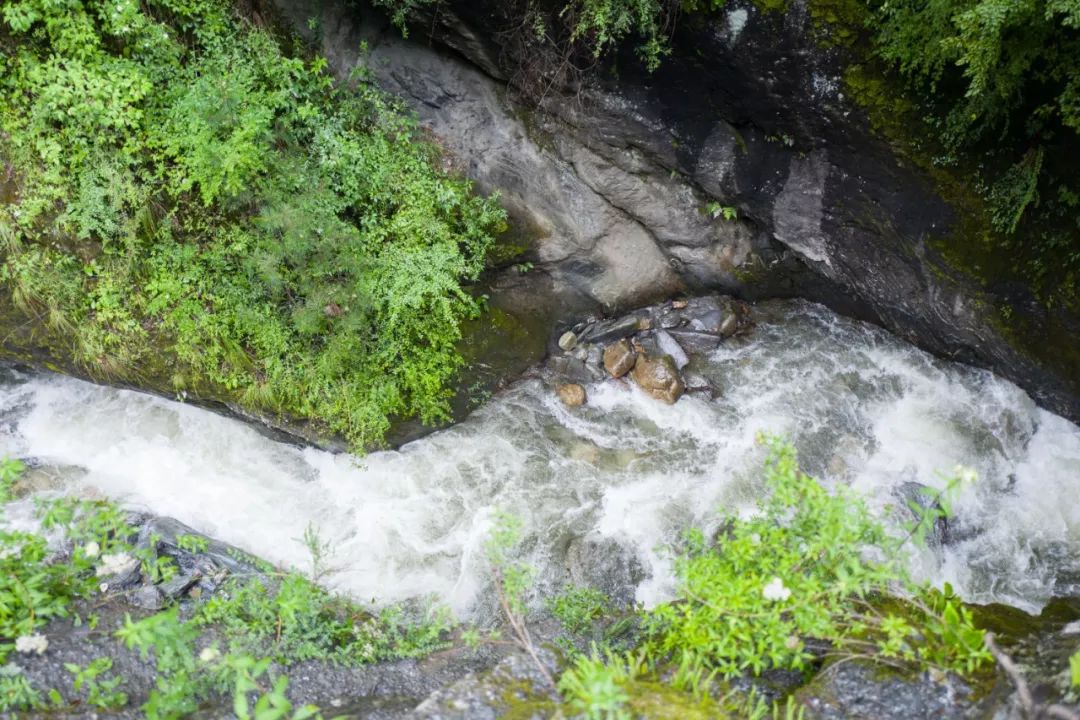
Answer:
[{"left": 2, "top": 295, "right": 1080, "bottom": 717}]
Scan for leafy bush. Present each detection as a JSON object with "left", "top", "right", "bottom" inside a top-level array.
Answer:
[
  {"left": 557, "top": 648, "right": 638, "bottom": 719},
  {"left": 644, "top": 435, "right": 990, "bottom": 677},
  {"left": 194, "top": 573, "right": 451, "bottom": 665},
  {"left": 0, "top": 0, "right": 505, "bottom": 448},
  {"left": 866, "top": 0, "right": 1080, "bottom": 299}
]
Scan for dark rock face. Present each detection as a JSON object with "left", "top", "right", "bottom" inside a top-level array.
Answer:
[{"left": 271, "top": 0, "right": 1078, "bottom": 422}]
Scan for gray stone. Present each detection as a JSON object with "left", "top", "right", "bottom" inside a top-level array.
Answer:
[
  {"left": 130, "top": 584, "right": 164, "bottom": 611},
  {"left": 578, "top": 315, "right": 643, "bottom": 345},
  {"left": 797, "top": 661, "right": 972, "bottom": 719},
  {"left": 565, "top": 534, "right": 646, "bottom": 609},
  {"left": 667, "top": 329, "right": 722, "bottom": 354},
  {"left": 549, "top": 355, "right": 599, "bottom": 385},
  {"left": 159, "top": 573, "right": 201, "bottom": 600},
  {"left": 655, "top": 330, "right": 690, "bottom": 369}
]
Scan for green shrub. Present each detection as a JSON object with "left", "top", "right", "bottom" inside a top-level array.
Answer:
[
  {"left": 644, "top": 435, "right": 990, "bottom": 678},
  {"left": 0, "top": 0, "right": 506, "bottom": 448}
]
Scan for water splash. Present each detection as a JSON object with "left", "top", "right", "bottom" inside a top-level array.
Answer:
[{"left": 0, "top": 300, "right": 1077, "bottom": 615}]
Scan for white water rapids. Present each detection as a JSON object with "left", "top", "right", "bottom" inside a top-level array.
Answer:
[{"left": 1, "top": 300, "right": 1078, "bottom": 617}]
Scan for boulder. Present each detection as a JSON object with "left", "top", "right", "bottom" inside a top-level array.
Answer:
[
  {"left": 630, "top": 354, "right": 685, "bottom": 404},
  {"left": 556, "top": 383, "right": 587, "bottom": 407},
  {"left": 603, "top": 339, "right": 637, "bottom": 378},
  {"left": 667, "top": 329, "right": 722, "bottom": 354},
  {"left": 655, "top": 330, "right": 690, "bottom": 369},
  {"left": 578, "top": 315, "right": 643, "bottom": 345}
]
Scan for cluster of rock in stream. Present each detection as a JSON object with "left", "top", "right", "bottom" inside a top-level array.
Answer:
[{"left": 548, "top": 295, "right": 751, "bottom": 408}]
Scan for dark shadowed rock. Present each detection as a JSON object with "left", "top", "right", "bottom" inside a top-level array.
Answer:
[
  {"left": 565, "top": 534, "right": 647, "bottom": 609},
  {"left": 796, "top": 662, "right": 973, "bottom": 719},
  {"left": 578, "top": 315, "right": 645, "bottom": 345}
]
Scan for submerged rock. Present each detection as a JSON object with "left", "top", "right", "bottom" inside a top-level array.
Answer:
[
  {"left": 631, "top": 354, "right": 685, "bottom": 404},
  {"left": 603, "top": 339, "right": 637, "bottom": 378},
  {"left": 556, "top": 383, "right": 587, "bottom": 407}
]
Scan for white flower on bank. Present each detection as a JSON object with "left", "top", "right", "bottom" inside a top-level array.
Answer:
[
  {"left": 0, "top": 543, "right": 21, "bottom": 560},
  {"left": 762, "top": 576, "right": 791, "bottom": 602},
  {"left": 15, "top": 634, "right": 48, "bottom": 655},
  {"left": 83, "top": 541, "right": 100, "bottom": 559},
  {"left": 96, "top": 552, "right": 137, "bottom": 577},
  {"left": 953, "top": 464, "right": 978, "bottom": 485},
  {"left": 198, "top": 647, "right": 220, "bottom": 664}
]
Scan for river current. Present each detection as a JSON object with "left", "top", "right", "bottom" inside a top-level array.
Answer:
[{"left": 1, "top": 300, "right": 1077, "bottom": 617}]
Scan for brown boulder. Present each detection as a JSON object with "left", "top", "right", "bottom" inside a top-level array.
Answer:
[
  {"left": 603, "top": 339, "right": 637, "bottom": 378},
  {"left": 630, "top": 354, "right": 685, "bottom": 404},
  {"left": 556, "top": 383, "right": 587, "bottom": 407}
]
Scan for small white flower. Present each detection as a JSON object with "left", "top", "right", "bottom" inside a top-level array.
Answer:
[
  {"left": 99, "top": 582, "right": 109, "bottom": 593},
  {"left": 96, "top": 552, "right": 137, "bottom": 577},
  {"left": 762, "top": 576, "right": 791, "bottom": 602},
  {"left": 749, "top": 533, "right": 761, "bottom": 545},
  {"left": 83, "top": 541, "right": 100, "bottom": 559},
  {"left": 198, "top": 647, "right": 220, "bottom": 664},
  {"left": 15, "top": 634, "right": 48, "bottom": 655},
  {"left": 953, "top": 464, "right": 978, "bottom": 485}
]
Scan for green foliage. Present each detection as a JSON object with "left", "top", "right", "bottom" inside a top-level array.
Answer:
[
  {"left": 548, "top": 585, "right": 610, "bottom": 635},
  {"left": 1, "top": 491, "right": 135, "bottom": 660},
  {"left": 66, "top": 657, "right": 127, "bottom": 710},
  {"left": 643, "top": 435, "right": 991, "bottom": 678},
  {"left": 867, "top": 0, "right": 1080, "bottom": 298},
  {"left": 485, "top": 512, "right": 534, "bottom": 618},
  {"left": 116, "top": 609, "right": 318, "bottom": 719},
  {"left": 0, "top": 662, "right": 40, "bottom": 712},
  {"left": 557, "top": 648, "right": 639, "bottom": 720},
  {"left": 194, "top": 573, "right": 450, "bottom": 665},
  {"left": 0, "top": 0, "right": 505, "bottom": 448},
  {"left": 1071, "top": 649, "right": 1080, "bottom": 688}
]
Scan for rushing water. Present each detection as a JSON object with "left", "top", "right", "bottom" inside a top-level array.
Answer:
[{"left": 1, "top": 300, "right": 1078, "bottom": 617}]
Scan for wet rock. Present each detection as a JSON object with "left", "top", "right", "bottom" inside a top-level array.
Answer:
[
  {"left": 141, "top": 516, "right": 263, "bottom": 576},
  {"left": 796, "top": 661, "right": 973, "bottom": 719},
  {"left": 667, "top": 329, "right": 722, "bottom": 354},
  {"left": 895, "top": 481, "right": 949, "bottom": 546},
  {"left": 631, "top": 354, "right": 685, "bottom": 404},
  {"left": 548, "top": 355, "right": 599, "bottom": 385},
  {"left": 602, "top": 339, "right": 637, "bottom": 378},
  {"left": 719, "top": 312, "right": 738, "bottom": 337},
  {"left": 565, "top": 534, "right": 646, "bottom": 609},
  {"left": 585, "top": 344, "right": 603, "bottom": 368},
  {"left": 655, "top": 330, "right": 690, "bottom": 370},
  {"left": 577, "top": 315, "right": 642, "bottom": 345},
  {"left": 556, "top": 383, "right": 587, "bottom": 407},
  {"left": 159, "top": 572, "right": 201, "bottom": 601},
  {"left": 557, "top": 330, "right": 577, "bottom": 352},
  {"left": 130, "top": 584, "right": 165, "bottom": 611},
  {"left": 412, "top": 649, "right": 557, "bottom": 720}
]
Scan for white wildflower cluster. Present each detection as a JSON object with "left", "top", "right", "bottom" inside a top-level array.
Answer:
[
  {"left": 83, "top": 541, "right": 100, "bottom": 559},
  {"left": 198, "top": 647, "right": 221, "bottom": 664},
  {"left": 15, "top": 634, "right": 48, "bottom": 655},
  {"left": 762, "top": 576, "right": 791, "bottom": 602},
  {"left": 953, "top": 464, "right": 978, "bottom": 485},
  {"left": 96, "top": 552, "right": 137, "bottom": 577}
]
